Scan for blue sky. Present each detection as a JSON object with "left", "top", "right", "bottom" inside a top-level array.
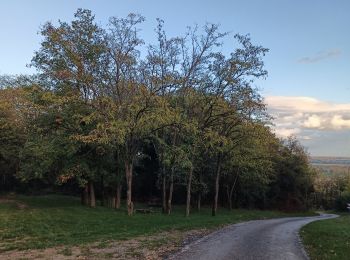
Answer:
[{"left": 0, "top": 0, "right": 349, "bottom": 156}]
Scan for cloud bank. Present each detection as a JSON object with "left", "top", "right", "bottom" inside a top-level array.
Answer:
[
  {"left": 265, "top": 96, "right": 350, "bottom": 156},
  {"left": 266, "top": 96, "right": 350, "bottom": 137}
]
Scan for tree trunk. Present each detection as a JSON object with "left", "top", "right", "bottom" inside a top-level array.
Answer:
[
  {"left": 166, "top": 168, "right": 174, "bottom": 215},
  {"left": 212, "top": 154, "right": 222, "bottom": 216},
  {"left": 197, "top": 193, "right": 201, "bottom": 211},
  {"left": 109, "top": 196, "right": 116, "bottom": 208},
  {"left": 162, "top": 164, "right": 167, "bottom": 213},
  {"left": 81, "top": 185, "right": 89, "bottom": 206},
  {"left": 125, "top": 161, "right": 134, "bottom": 216},
  {"left": 115, "top": 151, "right": 122, "bottom": 209},
  {"left": 81, "top": 189, "right": 84, "bottom": 205},
  {"left": 228, "top": 171, "right": 239, "bottom": 210},
  {"left": 82, "top": 184, "right": 89, "bottom": 206},
  {"left": 185, "top": 166, "right": 193, "bottom": 217},
  {"left": 166, "top": 129, "right": 177, "bottom": 215},
  {"left": 100, "top": 175, "right": 105, "bottom": 206},
  {"left": 115, "top": 183, "right": 121, "bottom": 209},
  {"left": 229, "top": 184, "right": 235, "bottom": 210},
  {"left": 226, "top": 185, "right": 230, "bottom": 209},
  {"left": 89, "top": 181, "right": 96, "bottom": 208},
  {"left": 198, "top": 170, "right": 203, "bottom": 211}
]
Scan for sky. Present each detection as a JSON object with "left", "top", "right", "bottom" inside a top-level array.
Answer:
[{"left": 0, "top": 0, "right": 349, "bottom": 156}]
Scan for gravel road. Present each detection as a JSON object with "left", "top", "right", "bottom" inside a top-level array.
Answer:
[{"left": 169, "top": 214, "right": 338, "bottom": 260}]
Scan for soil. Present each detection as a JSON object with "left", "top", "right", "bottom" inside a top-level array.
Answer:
[{"left": 0, "top": 229, "right": 211, "bottom": 260}]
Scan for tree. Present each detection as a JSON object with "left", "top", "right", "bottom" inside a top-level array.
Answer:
[
  {"left": 268, "top": 137, "right": 314, "bottom": 211},
  {"left": 0, "top": 87, "right": 28, "bottom": 190}
]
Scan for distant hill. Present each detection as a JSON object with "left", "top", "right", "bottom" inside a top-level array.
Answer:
[
  {"left": 310, "top": 156, "right": 350, "bottom": 175},
  {"left": 310, "top": 156, "right": 350, "bottom": 166}
]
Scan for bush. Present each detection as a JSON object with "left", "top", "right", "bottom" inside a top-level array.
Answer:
[{"left": 335, "top": 191, "right": 350, "bottom": 211}]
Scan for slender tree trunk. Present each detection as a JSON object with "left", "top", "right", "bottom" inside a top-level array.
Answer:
[
  {"left": 89, "top": 181, "right": 96, "bottom": 208},
  {"left": 229, "top": 184, "right": 235, "bottom": 210},
  {"left": 197, "top": 193, "right": 201, "bottom": 211},
  {"left": 100, "top": 175, "right": 105, "bottom": 206},
  {"left": 166, "top": 128, "right": 177, "bottom": 215},
  {"left": 115, "top": 183, "right": 121, "bottom": 209},
  {"left": 198, "top": 170, "right": 203, "bottom": 211},
  {"left": 167, "top": 168, "right": 174, "bottom": 215},
  {"left": 115, "top": 162, "right": 122, "bottom": 209},
  {"left": 83, "top": 184, "right": 89, "bottom": 206},
  {"left": 186, "top": 166, "right": 193, "bottom": 217},
  {"left": 110, "top": 196, "right": 116, "bottom": 208},
  {"left": 81, "top": 187, "right": 85, "bottom": 205},
  {"left": 212, "top": 154, "right": 222, "bottom": 216},
  {"left": 226, "top": 185, "right": 230, "bottom": 209},
  {"left": 229, "top": 171, "right": 239, "bottom": 210},
  {"left": 162, "top": 164, "right": 167, "bottom": 213},
  {"left": 81, "top": 190, "right": 84, "bottom": 205},
  {"left": 125, "top": 161, "right": 134, "bottom": 216}
]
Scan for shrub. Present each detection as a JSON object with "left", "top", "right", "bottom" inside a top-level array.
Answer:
[{"left": 335, "top": 191, "right": 350, "bottom": 211}]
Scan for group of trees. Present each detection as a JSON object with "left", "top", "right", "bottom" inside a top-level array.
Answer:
[
  {"left": 0, "top": 9, "right": 315, "bottom": 215},
  {"left": 312, "top": 166, "right": 350, "bottom": 211}
]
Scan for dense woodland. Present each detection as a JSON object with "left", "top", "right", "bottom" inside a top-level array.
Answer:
[{"left": 0, "top": 9, "right": 325, "bottom": 216}]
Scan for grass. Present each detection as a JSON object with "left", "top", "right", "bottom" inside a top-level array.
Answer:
[
  {"left": 0, "top": 194, "right": 315, "bottom": 252},
  {"left": 301, "top": 213, "right": 350, "bottom": 260}
]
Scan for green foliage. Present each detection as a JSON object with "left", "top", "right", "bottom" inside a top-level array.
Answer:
[
  {"left": 0, "top": 87, "right": 27, "bottom": 190},
  {"left": 267, "top": 137, "right": 314, "bottom": 210},
  {"left": 313, "top": 167, "right": 350, "bottom": 210}
]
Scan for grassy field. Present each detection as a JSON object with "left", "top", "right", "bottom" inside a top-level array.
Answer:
[
  {"left": 301, "top": 213, "right": 350, "bottom": 260},
  {"left": 0, "top": 194, "right": 315, "bottom": 252}
]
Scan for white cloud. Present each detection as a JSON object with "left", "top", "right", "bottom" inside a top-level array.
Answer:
[
  {"left": 303, "top": 115, "right": 323, "bottom": 129},
  {"left": 266, "top": 96, "right": 350, "bottom": 140},
  {"left": 331, "top": 115, "right": 350, "bottom": 129},
  {"left": 266, "top": 96, "right": 350, "bottom": 113},
  {"left": 274, "top": 127, "right": 301, "bottom": 138},
  {"left": 299, "top": 135, "right": 312, "bottom": 140}
]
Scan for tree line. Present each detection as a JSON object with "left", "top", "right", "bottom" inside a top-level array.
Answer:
[
  {"left": 312, "top": 166, "right": 350, "bottom": 211},
  {"left": 0, "top": 9, "right": 315, "bottom": 216}
]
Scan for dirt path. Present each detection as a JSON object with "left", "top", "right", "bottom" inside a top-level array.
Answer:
[{"left": 169, "top": 214, "right": 338, "bottom": 260}]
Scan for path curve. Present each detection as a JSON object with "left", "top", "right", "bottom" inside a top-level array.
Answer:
[{"left": 168, "top": 213, "right": 338, "bottom": 260}]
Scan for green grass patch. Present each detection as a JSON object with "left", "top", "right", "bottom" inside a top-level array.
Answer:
[
  {"left": 0, "top": 194, "right": 315, "bottom": 252},
  {"left": 301, "top": 213, "right": 350, "bottom": 260}
]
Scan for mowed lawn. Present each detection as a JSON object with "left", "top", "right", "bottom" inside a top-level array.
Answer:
[
  {"left": 0, "top": 194, "right": 315, "bottom": 252},
  {"left": 301, "top": 213, "right": 350, "bottom": 260}
]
